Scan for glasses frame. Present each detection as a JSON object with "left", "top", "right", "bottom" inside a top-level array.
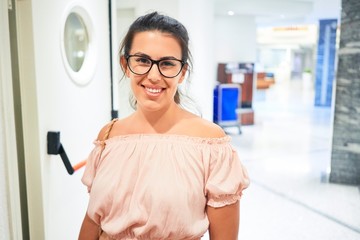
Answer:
[{"left": 125, "top": 54, "right": 186, "bottom": 78}]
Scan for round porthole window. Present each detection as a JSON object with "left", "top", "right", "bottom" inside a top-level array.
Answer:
[
  {"left": 64, "top": 12, "right": 88, "bottom": 72},
  {"left": 61, "top": 5, "right": 97, "bottom": 86}
]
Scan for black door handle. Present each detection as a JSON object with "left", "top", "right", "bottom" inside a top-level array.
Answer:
[{"left": 47, "top": 131, "right": 86, "bottom": 175}]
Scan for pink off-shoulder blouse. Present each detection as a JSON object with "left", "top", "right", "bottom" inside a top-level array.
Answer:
[{"left": 82, "top": 134, "right": 249, "bottom": 240}]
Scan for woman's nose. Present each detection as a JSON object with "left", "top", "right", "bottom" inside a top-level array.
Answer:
[{"left": 147, "top": 63, "right": 162, "bottom": 81}]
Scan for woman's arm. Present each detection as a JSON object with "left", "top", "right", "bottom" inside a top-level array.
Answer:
[
  {"left": 78, "top": 213, "right": 99, "bottom": 240},
  {"left": 206, "top": 201, "right": 240, "bottom": 240}
]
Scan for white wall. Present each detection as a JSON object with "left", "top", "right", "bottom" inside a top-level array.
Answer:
[
  {"left": 179, "top": 0, "right": 216, "bottom": 120},
  {"left": 215, "top": 15, "right": 257, "bottom": 63},
  {"left": 116, "top": 0, "right": 179, "bottom": 18},
  {"left": 115, "top": 7, "right": 135, "bottom": 118},
  {"left": 135, "top": 0, "right": 179, "bottom": 18},
  {"left": 15, "top": 0, "right": 111, "bottom": 239},
  {"left": 305, "top": 0, "right": 341, "bottom": 24}
]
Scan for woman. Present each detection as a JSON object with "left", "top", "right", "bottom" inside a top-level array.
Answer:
[{"left": 79, "top": 11, "right": 249, "bottom": 240}]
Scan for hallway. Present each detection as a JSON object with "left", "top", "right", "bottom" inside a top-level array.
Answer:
[{"left": 220, "top": 79, "right": 359, "bottom": 239}]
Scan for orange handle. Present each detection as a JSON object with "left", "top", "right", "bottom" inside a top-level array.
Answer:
[{"left": 73, "top": 160, "right": 87, "bottom": 172}]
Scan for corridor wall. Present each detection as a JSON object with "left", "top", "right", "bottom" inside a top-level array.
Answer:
[{"left": 330, "top": 0, "right": 360, "bottom": 185}]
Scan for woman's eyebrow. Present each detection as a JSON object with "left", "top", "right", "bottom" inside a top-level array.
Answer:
[
  {"left": 159, "top": 56, "right": 179, "bottom": 60},
  {"left": 132, "top": 52, "right": 150, "bottom": 57},
  {"left": 132, "top": 52, "right": 179, "bottom": 61}
]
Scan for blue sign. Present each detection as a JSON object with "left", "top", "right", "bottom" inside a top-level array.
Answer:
[{"left": 315, "top": 19, "right": 338, "bottom": 107}]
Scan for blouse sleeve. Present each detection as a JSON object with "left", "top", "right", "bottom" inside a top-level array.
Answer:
[
  {"left": 205, "top": 144, "right": 250, "bottom": 208},
  {"left": 81, "top": 141, "right": 104, "bottom": 193}
]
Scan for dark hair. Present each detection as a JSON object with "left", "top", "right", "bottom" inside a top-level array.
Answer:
[{"left": 119, "top": 11, "right": 193, "bottom": 108}]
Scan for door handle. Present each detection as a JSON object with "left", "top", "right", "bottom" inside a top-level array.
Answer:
[{"left": 47, "top": 131, "right": 86, "bottom": 175}]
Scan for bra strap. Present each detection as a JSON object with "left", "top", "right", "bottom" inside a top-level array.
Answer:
[
  {"left": 103, "top": 118, "right": 118, "bottom": 141},
  {"left": 96, "top": 118, "right": 118, "bottom": 164}
]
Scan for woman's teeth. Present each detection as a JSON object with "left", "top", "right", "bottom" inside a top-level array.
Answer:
[{"left": 146, "top": 87, "right": 162, "bottom": 93}]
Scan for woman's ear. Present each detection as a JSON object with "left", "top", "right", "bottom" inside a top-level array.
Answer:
[
  {"left": 120, "top": 56, "right": 130, "bottom": 77},
  {"left": 178, "top": 64, "right": 188, "bottom": 84}
]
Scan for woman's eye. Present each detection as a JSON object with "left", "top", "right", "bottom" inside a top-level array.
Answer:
[
  {"left": 136, "top": 57, "right": 151, "bottom": 65},
  {"left": 160, "top": 60, "right": 176, "bottom": 67}
]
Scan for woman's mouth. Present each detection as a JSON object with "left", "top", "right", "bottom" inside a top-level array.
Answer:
[
  {"left": 143, "top": 86, "right": 164, "bottom": 96},
  {"left": 146, "top": 87, "right": 162, "bottom": 93}
]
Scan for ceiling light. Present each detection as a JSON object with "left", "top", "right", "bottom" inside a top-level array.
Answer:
[{"left": 228, "top": 11, "right": 235, "bottom": 16}]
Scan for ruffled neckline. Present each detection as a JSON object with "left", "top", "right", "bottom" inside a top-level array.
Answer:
[{"left": 94, "top": 133, "right": 231, "bottom": 145}]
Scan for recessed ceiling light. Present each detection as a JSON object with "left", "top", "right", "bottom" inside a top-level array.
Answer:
[{"left": 228, "top": 11, "right": 235, "bottom": 16}]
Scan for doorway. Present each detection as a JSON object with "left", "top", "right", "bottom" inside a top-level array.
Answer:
[{"left": 0, "top": 0, "right": 26, "bottom": 238}]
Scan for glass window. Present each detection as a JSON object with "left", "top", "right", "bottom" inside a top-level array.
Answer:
[{"left": 64, "top": 12, "right": 89, "bottom": 72}]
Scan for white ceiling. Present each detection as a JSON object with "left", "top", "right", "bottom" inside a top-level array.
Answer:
[
  {"left": 214, "top": 0, "right": 342, "bottom": 27},
  {"left": 116, "top": 0, "right": 342, "bottom": 27}
]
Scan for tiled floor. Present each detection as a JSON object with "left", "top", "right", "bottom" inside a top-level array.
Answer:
[{"left": 205, "top": 78, "right": 360, "bottom": 239}]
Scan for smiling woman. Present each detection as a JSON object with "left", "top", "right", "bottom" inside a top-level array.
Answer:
[
  {"left": 121, "top": 30, "right": 187, "bottom": 112},
  {"left": 78, "top": 11, "right": 249, "bottom": 240}
]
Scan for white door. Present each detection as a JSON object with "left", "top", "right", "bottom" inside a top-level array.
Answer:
[{"left": 14, "top": 0, "right": 111, "bottom": 239}]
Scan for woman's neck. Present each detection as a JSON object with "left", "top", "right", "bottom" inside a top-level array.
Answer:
[{"left": 134, "top": 103, "right": 183, "bottom": 133}]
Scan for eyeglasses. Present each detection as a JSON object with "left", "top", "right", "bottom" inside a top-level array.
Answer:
[{"left": 126, "top": 55, "right": 185, "bottom": 78}]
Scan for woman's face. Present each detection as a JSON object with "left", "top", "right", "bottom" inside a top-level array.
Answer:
[{"left": 122, "top": 31, "right": 187, "bottom": 113}]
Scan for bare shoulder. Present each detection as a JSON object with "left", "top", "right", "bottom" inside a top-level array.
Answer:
[
  {"left": 96, "top": 118, "right": 119, "bottom": 141},
  {"left": 179, "top": 112, "right": 226, "bottom": 138},
  {"left": 191, "top": 118, "right": 226, "bottom": 138},
  {"left": 96, "top": 115, "right": 135, "bottom": 140}
]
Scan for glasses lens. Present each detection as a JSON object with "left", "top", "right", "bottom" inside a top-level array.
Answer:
[
  {"left": 128, "top": 56, "right": 183, "bottom": 78},
  {"left": 158, "top": 59, "right": 183, "bottom": 78},
  {"left": 128, "top": 56, "right": 152, "bottom": 75}
]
